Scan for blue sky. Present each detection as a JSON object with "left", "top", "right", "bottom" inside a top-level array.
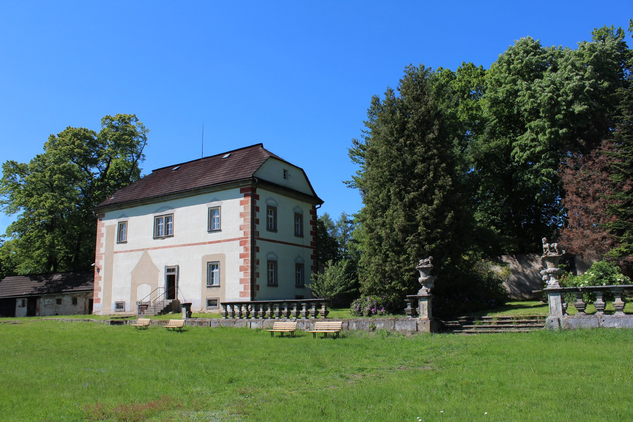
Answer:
[{"left": 0, "top": 1, "right": 631, "bottom": 235}]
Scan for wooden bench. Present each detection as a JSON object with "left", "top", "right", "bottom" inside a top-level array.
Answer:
[
  {"left": 308, "top": 321, "right": 343, "bottom": 338},
  {"left": 267, "top": 321, "right": 297, "bottom": 337},
  {"left": 164, "top": 319, "right": 185, "bottom": 332},
  {"left": 131, "top": 318, "right": 150, "bottom": 329}
]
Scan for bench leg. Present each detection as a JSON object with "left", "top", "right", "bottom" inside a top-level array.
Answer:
[{"left": 312, "top": 332, "right": 316, "bottom": 339}]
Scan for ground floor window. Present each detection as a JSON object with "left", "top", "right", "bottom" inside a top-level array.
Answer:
[
  {"left": 207, "top": 262, "right": 220, "bottom": 286},
  {"left": 267, "top": 260, "right": 278, "bottom": 286},
  {"left": 206, "top": 298, "right": 219, "bottom": 309},
  {"left": 295, "top": 263, "right": 305, "bottom": 287}
]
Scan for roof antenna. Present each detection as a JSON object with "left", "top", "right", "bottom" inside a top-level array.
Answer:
[{"left": 201, "top": 124, "right": 204, "bottom": 158}]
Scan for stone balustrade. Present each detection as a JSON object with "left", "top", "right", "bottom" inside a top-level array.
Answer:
[
  {"left": 544, "top": 285, "right": 633, "bottom": 329},
  {"left": 220, "top": 299, "right": 329, "bottom": 319}
]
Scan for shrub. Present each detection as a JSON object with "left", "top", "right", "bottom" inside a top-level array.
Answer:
[
  {"left": 560, "top": 260, "right": 630, "bottom": 304},
  {"left": 350, "top": 295, "right": 390, "bottom": 317},
  {"left": 432, "top": 259, "right": 508, "bottom": 318}
]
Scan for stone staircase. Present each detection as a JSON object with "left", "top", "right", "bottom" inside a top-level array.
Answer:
[
  {"left": 139, "top": 300, "right": 176, "bottom": 316},
  {"left": 441, "top": 315, "right": 546, "bottom": 334}
]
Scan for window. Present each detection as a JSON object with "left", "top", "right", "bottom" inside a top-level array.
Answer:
[
  {"left": 117, "top": 221, "right": 128, "bottom": 243},
  {"left": 206, "top": 298, "right": 219, "bottom": 309},
  {"left": 295, "top": 263, "right": 305, "bottom": 287},
  {"left": 294, "top": 213, "right": 303, "bottom": 237},
  {"left": 20, "top": 299, "right": 27, "bottom": 307},
  {"left": 207, "top": 262, "right": 220, "bottom": 287},
  {"left": 154, "top": 214, "right": 173, "bottom": 238},
  {"left": 56, "top": 298, "right": 62, "bottom": 305},
  {"left": 208, "top": 207, "right": 221, "bottom": 231},
  {"left": 266, "top": 206, "right": 277, "bottom": 231},
  {"left": 72, "top": 297, "right": 78, "bottom": 306},
  {"left": 283, "top": 169, "right": 289, "bottom": 179},
  {"left": 115, "top": 301, "right": 125, "bottom": 312},
  {"left": 267, "top": 260, "right": 278, "bottom": 286}
]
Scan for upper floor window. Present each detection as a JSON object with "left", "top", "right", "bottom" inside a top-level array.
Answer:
[
  {"left": 117, "top": 221, "right": 128, "bottom": 243},
  {"left": 208, "top": 207, "right": 221, "bottom": 231},
  {"left": 267, "top": 260, "right": 278, "bottom": 286},
  {"left": 295, "top": 263, "right": 305, "bottom": 287},
  {"left": 294, "top": 213, "right": 303, "bottom": 237},
  {"left": 154, "top": 214, "right": 173, "bottom": 238},
  {"left": 207, "top": 262, "right": 220, "bottom": 287},
  {"left": 283, "top": 169, "right": 289, "bottom": 180},
  {"left": 266, "top": 206, "right": 277, "bottom": 232}
]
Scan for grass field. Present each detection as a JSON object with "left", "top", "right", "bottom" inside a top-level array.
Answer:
[{"left": 1, "top": 319, "right": 632, "bottom": 421}]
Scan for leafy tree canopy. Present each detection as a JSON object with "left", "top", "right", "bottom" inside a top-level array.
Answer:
[{"left": 0, "top": 114, "right": 148, "bottom": 275}]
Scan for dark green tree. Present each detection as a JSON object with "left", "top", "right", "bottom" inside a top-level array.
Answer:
[
  {"left": 349, "top": 65, "right": 472, "bottom": 306},
  {"left": 0, "top": 114, "right": 148, "bottom": 275}
]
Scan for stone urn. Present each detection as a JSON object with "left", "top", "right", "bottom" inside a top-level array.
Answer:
[
  {"left": 540, "top": 238, "right": 564, "bottom": 288},
  {"left": 416, "top": 256, "right": 435, "bottom": 295}
]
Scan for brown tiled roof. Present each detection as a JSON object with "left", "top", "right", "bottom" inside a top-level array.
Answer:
[
  {"left": 0, "top": 272, "right": 94, "bottom": 298},
  {"left": 96, "top": 143, "right": 302, "bottom": 210}
]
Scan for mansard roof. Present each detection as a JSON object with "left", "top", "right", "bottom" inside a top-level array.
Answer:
[
  {"left": 0, "top": 272, "right": 94, "bottom": 299},
  {"left": 96, "top": 143, "right": 321, "bottom": 210}
]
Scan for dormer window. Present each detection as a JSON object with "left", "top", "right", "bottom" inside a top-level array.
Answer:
[{"left": 283, "top": 169, "right": 289, "bottom": 180}]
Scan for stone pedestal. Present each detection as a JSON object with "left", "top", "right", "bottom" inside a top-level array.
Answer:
[
  {"left": 417, "top": 293, "right": 432, "bottom": 320},
  {"left": 181, "top": 302, "right": 192, "bottom": 319}
]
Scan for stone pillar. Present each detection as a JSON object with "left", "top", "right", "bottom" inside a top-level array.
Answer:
[
  {"left": 541, "top": 238, "right": 565, "bottom": 330},
  {"left": 181, "top": 302, "right": 192, "bottom": 319},
  {"left": 544, "top": 290, "right": 563, "bottom": 330},
  {"left": 417, "top": 293, "right": 432, "bottom": 320}
]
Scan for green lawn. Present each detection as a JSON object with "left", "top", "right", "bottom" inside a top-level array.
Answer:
[{"left": 1, "top": 320, "right": 633, "bottom": 421}]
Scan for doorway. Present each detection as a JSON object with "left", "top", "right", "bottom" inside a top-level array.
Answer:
[
  {"left": 165, "top": 266, "right": 179, "bottom": 300},
  {"left": 27, "top": 297, "right": 38, "bottom": 317}
]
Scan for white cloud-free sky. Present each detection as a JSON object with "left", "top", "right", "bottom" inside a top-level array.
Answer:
[{"left": 1, "top": 1, "right": 631, "bottom": 235}]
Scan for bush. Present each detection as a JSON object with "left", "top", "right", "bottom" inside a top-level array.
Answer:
[
  {"left": 309, "top": 259, "right": 355, "bottom": 301},
  {"left": 432, "top": 259, "right": 508, "bottom": 318},
  {"left": 350, "top": 295, "right": 390, "bottom": 317},
  {"left": 560, "top": 260, "right": 630, "bottom": 304}
]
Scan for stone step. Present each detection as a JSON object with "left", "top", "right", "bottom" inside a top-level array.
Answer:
[{"left": 442, "top": 315, "right": 546, "bottom": 334}]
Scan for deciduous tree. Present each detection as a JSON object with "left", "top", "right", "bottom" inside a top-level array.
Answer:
[{"left": 0, "top": 114, "right": 148, "bottom": 274}]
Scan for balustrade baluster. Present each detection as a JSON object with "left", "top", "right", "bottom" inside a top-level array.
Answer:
[
  {"left": 613, "top": 288, "right": 626, "bottom": 315},
  {"left": 300, "top": 302, "right": 308, "bottom": 319},
  {"left": 282, "top": 302, "right": 290, "bottom": 319},
  {"left": 229, "top": 303, "right": 236, "bottom": 319},
  {"left": 594, "top": 290, "right": 606, "bottom": 314},
  {"left": 221, "top": 303, "right": 228, "bottom": 319},
  {"left": 273, "top": 303, "right": 281, "bottom": 319},
  {"left": 574, "top": 291, "right": 586, "bottom": 315},
  {"left": 291, "top": 302, "right": 299, "bottom": 318},
  {"left": 320, "top": 301, "right": 329, "bottom": 319},
  {"left": 309, "top": 302, "right": 318, "bottom": 318}
]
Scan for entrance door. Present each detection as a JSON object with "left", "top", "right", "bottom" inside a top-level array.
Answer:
[
  {"left": 27, "top": 297, "right": 38, "bottom": 317},
  {"left": 165, "top": 266, "right": 178, "bottom": 300}
]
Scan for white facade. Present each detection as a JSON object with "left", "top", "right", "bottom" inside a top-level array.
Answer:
[{"left": 93, "top": 150, "right": 321, "bottom": 315}]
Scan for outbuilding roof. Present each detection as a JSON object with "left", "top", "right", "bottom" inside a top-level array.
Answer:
[
  {"left": 0, "top": 272, "right": 94, "bottom": 299},
  {"left": 95, "top": 143, "right": 319, "bottom": 210}
]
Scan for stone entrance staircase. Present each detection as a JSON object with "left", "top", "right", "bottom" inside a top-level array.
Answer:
[
  {"left": 139, "top": 300, "right": 177, "bottom": 316},
  {"left": 441, "top": 315, "right": 546, "bottom": 334}
]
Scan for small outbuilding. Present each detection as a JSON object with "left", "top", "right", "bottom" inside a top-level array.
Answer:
[{"left": 0, "top": 272, "right": 93, "bottom": 317}]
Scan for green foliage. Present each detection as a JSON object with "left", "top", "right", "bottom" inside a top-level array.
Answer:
[
  {"left": 433, "top": 259, "right": 509, "bottom": 318},
  {"left": 0, "top": 114, "right": 148, "bottom": 274},
  {"left": 349, "top": 295, "right": 390, "bottom": 317},
  {"left": 308, "top": 259, "right": 355, "bottom": 301},
  {"left": 349, "top": 64, "right": 474, "bottom": 307},
  {"left": 563, "top": 260, "right": 630, "bottom": 288}
]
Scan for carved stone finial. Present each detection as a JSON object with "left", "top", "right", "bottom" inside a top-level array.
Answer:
[{"left": 542, "top": 237, "right": 565, "bottom": 257}]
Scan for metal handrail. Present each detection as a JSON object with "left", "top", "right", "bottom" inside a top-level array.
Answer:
[{"left": 137, "top": 286, "right": 187, "bottom": 307}]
